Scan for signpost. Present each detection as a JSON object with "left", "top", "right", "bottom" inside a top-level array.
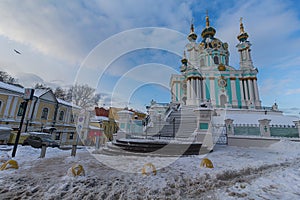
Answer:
[{"left": 12, "top": 88, "right": 34, "bottom": 157}]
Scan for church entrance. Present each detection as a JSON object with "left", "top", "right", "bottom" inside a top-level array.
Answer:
[{"left": 220, "top": 94, "right": 226, "bottom": 107}]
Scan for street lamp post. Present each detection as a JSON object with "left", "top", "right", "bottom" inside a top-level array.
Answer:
[{"left": 12, "top": 88, "right": 34, "bottom": 157}]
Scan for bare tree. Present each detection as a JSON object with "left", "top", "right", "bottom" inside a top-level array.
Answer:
[
  {"left": 54, "top": 87, "right": 67, "bottom": 100},
  {"left": 34, "top": 83, "right": 52, "bottom": 90},
  {"left": 66, "top": 84, "right": 100, "bottom": 109},
  {"left": 0, "top": 71, "right": 18, "bottom": 84}
]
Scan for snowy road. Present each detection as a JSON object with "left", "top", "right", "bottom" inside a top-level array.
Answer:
[{"left": 0, "top": 140, "right": 300, "bottom": 199}]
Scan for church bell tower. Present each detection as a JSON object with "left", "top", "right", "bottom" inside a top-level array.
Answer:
[{"left": 236, "top": 18, "right": 254, "bottom": 70}]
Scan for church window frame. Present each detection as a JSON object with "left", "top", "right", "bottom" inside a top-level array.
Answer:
[{"left": 213, "top": 55, "right": 219, "bottom": 64}]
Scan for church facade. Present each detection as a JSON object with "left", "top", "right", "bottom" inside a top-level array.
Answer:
[{"left": 170, "top": 16, "right": 261, "bottom": 109}]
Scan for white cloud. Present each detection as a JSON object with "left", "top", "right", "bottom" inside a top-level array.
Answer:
[
  {"left": 0, "top": 0, "right": 193, "bottom": 65},
  {"left": 286, "top": 88, "right": 300, "bottom": 95},
  {"left": 0, "top": 0, "right": 299, "bottom": 110},
  {"left": 215, "top": 0, "right": 300, "bottom": 69}
]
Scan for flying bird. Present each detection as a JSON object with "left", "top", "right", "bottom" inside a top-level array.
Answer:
[{"left": 14, "top": 49, "right": 21, "bottom": 54}]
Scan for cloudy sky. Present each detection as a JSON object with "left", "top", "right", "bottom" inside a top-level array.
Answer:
[{"left": 0, "top": 0, "right": 299, "bottom": 115}]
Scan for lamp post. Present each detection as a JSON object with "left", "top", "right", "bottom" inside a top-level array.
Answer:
[{"left": 12, "top": 88, "right": 34, "bottom": 157}]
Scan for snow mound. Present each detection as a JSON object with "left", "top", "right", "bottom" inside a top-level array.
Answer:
[
  {"left": 268, "top": 139, "right": 300, "bottom": 152},
  {"left": 0, "top": 151, "right": 11, "bottom": 163}
]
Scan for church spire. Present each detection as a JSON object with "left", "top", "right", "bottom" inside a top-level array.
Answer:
[
  {"left": 181, "top": 50, "right": 188, "bottom": 65},
  {"left": 201, "top": 11, "right": 216, "bottom": 38},
  {"left": 237, "top": 17, "right": 249, "bottom": 42},
  {"left": 205, "top": 10, "right": 210, "bottom": 27},
  {"left": 187, "top": 19, "right": 197, "bottom": 42}
]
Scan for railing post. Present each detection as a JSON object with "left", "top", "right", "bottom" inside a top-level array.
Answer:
[{"left": 173, "top": 118, "right": 175, "bottom": 138}]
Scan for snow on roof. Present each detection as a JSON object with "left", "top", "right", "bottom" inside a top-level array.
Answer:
[
  {"left": 0, "top": 126, "right": 12, "bottom": 131},
  {"left": 0, "top": 81, "right": 24, "bottom": 94},
  {"left": 224, "top": 113, "right": 298, "bottom": 125},
  {"left": 0, "top": 92, "right": 19, "bottom": 97},
  {"left": 57, "top": 98, "right": 81, "bottom": 109},
  {"left": 34, "top": 89, "right": 49, "bottom": 97},
  {"left": 118, "top": 110, "right": 134, "bottom": 114},
  {"left": 91, "top": 116, "right": 109, "bottom": 122},
  {"left": 26, "top": 132, "right": 52, "bottom": 136},
  {"left": 89, "top": 125, "right": 103, "bottom": 130}
]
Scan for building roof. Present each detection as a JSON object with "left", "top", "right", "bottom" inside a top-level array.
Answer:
[
  {"left": 57, "top": 98, "right": 81, "bottom": 109},
  {"left": 0, "top": 81, "right": 24, "bottom": 94},
  {"left": 34, "top": 89, "right": 49, "bottom": 97}
]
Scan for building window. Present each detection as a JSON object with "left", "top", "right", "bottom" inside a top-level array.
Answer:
[
  {"left": 69, "top": 132, "right": 74, "bottom": 140},
  {"left": 213, "top": 56, "right": 219, "bottom": 64},
  {"left": 55, "top": 132, "right": 60, "bottom": 140},
  {"left": 70, "top": 114, "right": 75, "bottom": 123},
  {"left": 17, "top": 102, "right": 26, "bottom": 116},
  {"left": 41, "top": 108, "right": 48, "bottom": 120},
  {"left": 59, "top": 110, "right": 64, "bottom": 121}
]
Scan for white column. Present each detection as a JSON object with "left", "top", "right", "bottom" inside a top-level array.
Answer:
[
  {"left": 4, "top": 95, "right": 13, "bottom": 118},
  {"left": 200, "top": 79, "right": 203, "bottom": 102},
  {"left": 33, "top": 100, "right": 40, "bottom": 120},
  {"left": 253, "top": 78, "right": 259, "bottom": 101},
  {"left": 202, "top": 78, "right": 206, "bottom": 101},
  {"left": 27, "top": 98, "right": 36, "bottom": 120},
  {"left": 9, "top": 97, "right": 19, "bottom": 118},
  {"left": 191, "top": 79, "right": 195, "bottom": 100},
  {"left": 196, "top": 79, "right": 199, "bottom": 99},
  {"left": 243, "top": 79, "right": 249, "bottom": 101},
  {"left": 239, "top": 78, "right": 245, "bottom": 106},
  {"left": 210, "top": 78, "right": 216, "bottom": 106},
  {"left": 198, "top": 79, "right": 202, "bottom": 100},
  {"left": 177, "top": 82, "right": 180, "bottom": 101},
  {"left": 230, "top": 78, "right": 237, "bottom": 106},
  {"left": 248, "top": 78, "right": 254, "bottom": 101},
  {"left": 190, "top": 79, "right": 193, "bottom": 100},
  {"left": 187, "top": 79, "right": 190, "bottom": 100}
]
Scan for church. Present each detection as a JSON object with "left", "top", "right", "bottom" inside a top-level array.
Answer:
[
  {"left": 170, "top": 15, "right": 261, "bottom": 109},
  {"left": 143, "top": 15, "right": 300, "bottom": 150},
  {"left": 110, "top": 15, "right": 300, "bottom": 155}
]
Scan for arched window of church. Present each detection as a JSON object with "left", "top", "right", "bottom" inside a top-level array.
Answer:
[
  {"left": 200, "top": 58, "right": 205, "bottom": 67},
  {"left": 225, "top": 56, "right": 229, "bottom": 65},
  {"left": 214, "top": 56, "right": 219, "bottom": 64}
]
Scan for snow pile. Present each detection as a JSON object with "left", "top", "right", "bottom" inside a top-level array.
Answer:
[{"left": 0, "top": 141, "right": 300, "bottom": 199}]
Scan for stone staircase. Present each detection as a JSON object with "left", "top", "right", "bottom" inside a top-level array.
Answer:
[
  {"left": 100, "top": 139, "right": 202, "bottom": 156},
  {"left": 146, "top": 105, "right": 198, "bottom": 138}
]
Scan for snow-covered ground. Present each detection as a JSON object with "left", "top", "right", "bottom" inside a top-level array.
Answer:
[{"left": 0, "top": 140, "right": 300, "bottom": 200}]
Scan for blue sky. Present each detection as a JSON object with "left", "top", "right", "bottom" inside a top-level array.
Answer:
[{"left": 0, "top": 0, "right": 299, "bottom": 115}]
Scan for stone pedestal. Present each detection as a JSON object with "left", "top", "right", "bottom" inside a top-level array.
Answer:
[
  {"left": 293, "top": 120, "right": 300, "bottom": 138},
  {"left": 258, "top": 119, "right": 271, "bottom": 137},
  {"left": 193, "top": 108, "right": 213, "bottom": 151},
  {"left": 117, "top": 109, "right": 134, "bottom": 136},
  {"left": 225, "top": 119, "right": 234, "bottom": 135}
]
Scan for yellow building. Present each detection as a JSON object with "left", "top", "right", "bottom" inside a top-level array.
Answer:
[{"left": 0, "top": 81, "right": 82, "bottom": 145}]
